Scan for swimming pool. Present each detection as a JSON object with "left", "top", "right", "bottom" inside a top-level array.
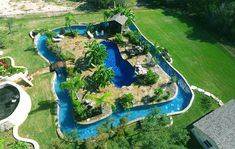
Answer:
[
  {"left": 101, "top": 40, "right": 136, "bottom": 88},
  {"left": 36, "top": 24, "right": 194, "bottom": 140}
]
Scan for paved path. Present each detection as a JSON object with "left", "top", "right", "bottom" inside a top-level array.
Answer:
[
  {"left": 13, "top": 126, "right": 40, "bottom": 149},
  {"left": 191, "top": 85, "right": 224, "bottom": 106},
  {"left": 32, "top": 67, "right": 50, "bottom": 77}
]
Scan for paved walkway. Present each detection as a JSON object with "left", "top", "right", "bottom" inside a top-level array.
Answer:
[
  {"left": 13, "top": 126, "right": 40, "bottom": 149},
  {"left": 31, "top": 67, "right": 50, "bottom": 77},
  {"left": 191, "top": 85, "right": 224, "bottom": 106}
]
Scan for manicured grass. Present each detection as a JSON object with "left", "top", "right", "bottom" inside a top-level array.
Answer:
[
  {"left": 0, "top": 13, "right": 103, "bottom": 148},
  {"left": 0, "top": 9, "right": 234, "bottom": 148},
  {"left": 0, "top": 13, "right": 103, "bottom": 73},
  {"left": 135, "top": 9, "right": 235, "bottom": 102}
]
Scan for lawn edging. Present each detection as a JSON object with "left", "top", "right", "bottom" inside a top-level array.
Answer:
[{"left": 131, "top": 22, "right": 195, "bottom": 116}]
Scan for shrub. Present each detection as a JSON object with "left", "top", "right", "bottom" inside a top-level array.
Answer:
[
  {"left": 163, "top": 91, "right": 171, "bottom": 100},
  {"left": 170, "top": 76, "right": 177, "bottom": 84},
  {"left": 144, "top": 69, "right": 159, "bottom": 85},
  {"left": 201, "top": 96, "right": 213, "bottom": 110},
  {"left": 136, "top": 69, "right": 159, "bottom": 86},
  {"left": 154, "top": 88, "right": 164, "bottom": 98},
  {"left": 120, "top": 93, "right": 134, "bottom": 109},
  {"left": 113, "top": 33, "right": 125, "bottom": 45},
  {"left": 64, "top": 31, "right": 79, "bottom": 37},
  {"left": 140, "top": 40, "right": 151, "bottom": 54},
  {"left": 125, "top": 31, "right": 141, "bottom": 45}
]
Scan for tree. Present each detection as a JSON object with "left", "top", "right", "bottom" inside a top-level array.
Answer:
[
  {"left": 6, "top": 18, "right": 14, "bottom": 34},
  {"left": 60, "top": 73, "right": 85, "bottom": 92},
  {"left": 65, "top": 13, "right": 77, "bottom": 34},
  {"left": 84, "top": 40, "right": 108, "bottom": 66},
  {"left": 45, "top": 30, "right": 56, "bottom": 40},
  {"left": 91, "top": 64, "right": 114, "bottom": 89},
  {"left": 104, "top": 4, "right": 135, "bottom": 24}
]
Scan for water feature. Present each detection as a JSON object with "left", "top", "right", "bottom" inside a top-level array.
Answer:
[
  {"left": 36, "top": 25, "right": 193, "bottom": 140},
  {"left": 101, "top": 40, "right": 136, "bottom": 88}
]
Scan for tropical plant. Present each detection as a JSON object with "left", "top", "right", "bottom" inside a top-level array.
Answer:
[
  {"left": 125, "top": 31, "right": 141, "bottom": 45},
  {"left": 138, "top": 69, "right": 159, "bottom": 86},
  {"left": 91, "top": 64, "right": 114, "bottom": 89},
  {"left": 45, "top": 30, "right": 57, "bottom": 40},
  {"left": 113, "top": 33, "right": 125, "bottom": 45},
  {"left": 60, "top": 74, "right": 85, "bottom": 92},
  {"left": 85, "top": 92, "right": 115, "bottom": 109},
  {"left": 119, "top": 93, "right": 134, "bottom": 109},
  {"left": 154, "top": 88, "right": 164, "bottom": 99},
  {"left": 104, "top": 4, "right": 135, "bottom": 24},
  {"left": 65, "top": 13, "right": 77, "bottom": 35},
  {"left": 84, "top": 40, "right": 108, "bottom": 66}
]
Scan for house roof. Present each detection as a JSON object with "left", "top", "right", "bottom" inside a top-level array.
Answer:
[
  {"left": 193, "top": 99, "right": 235, "bottom": 149},
  {"left": 108, "top": 13, "right": 128, "bottom": 25}
]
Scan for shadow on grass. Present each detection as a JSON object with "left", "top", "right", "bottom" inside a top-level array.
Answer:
[
  {"left": 24, "top": 45, "right": 38, "bottom": 55},
  {"left": 29, "top": 100, "right": 57, "bottom": 116}
]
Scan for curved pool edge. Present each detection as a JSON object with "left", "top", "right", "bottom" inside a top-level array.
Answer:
[
  {"left": 35, "top": 23, "right": 195, "bottom": 140},
  {"left": 130, "top": 22, "right": 195, "bottom": 116}
]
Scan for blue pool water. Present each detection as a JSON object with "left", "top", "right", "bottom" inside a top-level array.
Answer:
[
  {"left": 36, "top": 25, "right": 193, "bottom": 140},
  {"left": 101, "top": 40, "right": 136, "bottom": 88}
]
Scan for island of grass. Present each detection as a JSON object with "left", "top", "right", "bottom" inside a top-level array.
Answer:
[{"left": 43, "top": 13, "right": 177, "bottom": 124}]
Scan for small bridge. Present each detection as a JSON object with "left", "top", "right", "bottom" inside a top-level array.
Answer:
[{"left": 50, "top": 61, "right": 66, "bottom": 72}]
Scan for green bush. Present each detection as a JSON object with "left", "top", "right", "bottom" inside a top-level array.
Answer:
[
  {"left": 64, "top": 31, "right": 79, "bottom": 37},
  {"left": 154, "top": 88, "right": 164, "bottom": 98},
  {"left": 170, "top": 76, "right": 177, "bottom": 84},
  {"left": 113, "top": 33, "right": 125, "bottom": 45},
  {"left": 144, "top": 69, "right": 159, "bottom": 85},
  {"left": 201, "top": 96, "right": 213, "bottom": 110},
  {"left": 120, "top": 93, "right": 134, "bottom": 109},
  {"left": 163, "top": 91, "right": 171, "bottom": 100},
  {"left": 125, "top": 31, "right": 141, "bottom": 45}
]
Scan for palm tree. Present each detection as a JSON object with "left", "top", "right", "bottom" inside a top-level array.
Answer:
[
  {"left": 65, "top": 13, "right": 77, "bottom": 34},
  {"left": 84, "top": 40, "right": 108, "bottom": 66},
  {"left": 92, "top": 64, "right": 114, "bottom": 89},
  {"left": 104, "top": 4, "right": 135, "bottom": 24},
  {"left": 60, "top": 73, "right": 85, "bottom": 92},
  {"left": 45, "top": 30, "right": 56, "bottom": 40},
  {"left": 85, "top": 92, "right": 115, "bottom": 109}
]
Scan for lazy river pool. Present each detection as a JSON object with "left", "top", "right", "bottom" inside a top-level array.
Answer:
[
  {"left": 101, "top": 40, "right": 136, "bottom": 88},
  {"left": 36, "top": 24, "right": 194, "bottom": 140}
]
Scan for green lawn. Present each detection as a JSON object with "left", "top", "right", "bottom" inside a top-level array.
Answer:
[
  {"left": 0, "top": 9, "right": 234, "bottom": 148},
  {"left": 135, "top": 9, "right": 235, "bottom": 102}
]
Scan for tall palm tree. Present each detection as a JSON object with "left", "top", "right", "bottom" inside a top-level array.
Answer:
[
  {"left": 104, "top": 4, "right": 135, "bottom": 24},
  {"left": 60, "top": 73, "right": 85, "bottom": 92},
  {"left": 84, "top": 40, "right": 108, "bottom": 66},
  {"left": 92, "top": 64, "right": 114, "bottom": 89},
  {"left": 65, "top": 13, "right": 77, "bottom": 34}
]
